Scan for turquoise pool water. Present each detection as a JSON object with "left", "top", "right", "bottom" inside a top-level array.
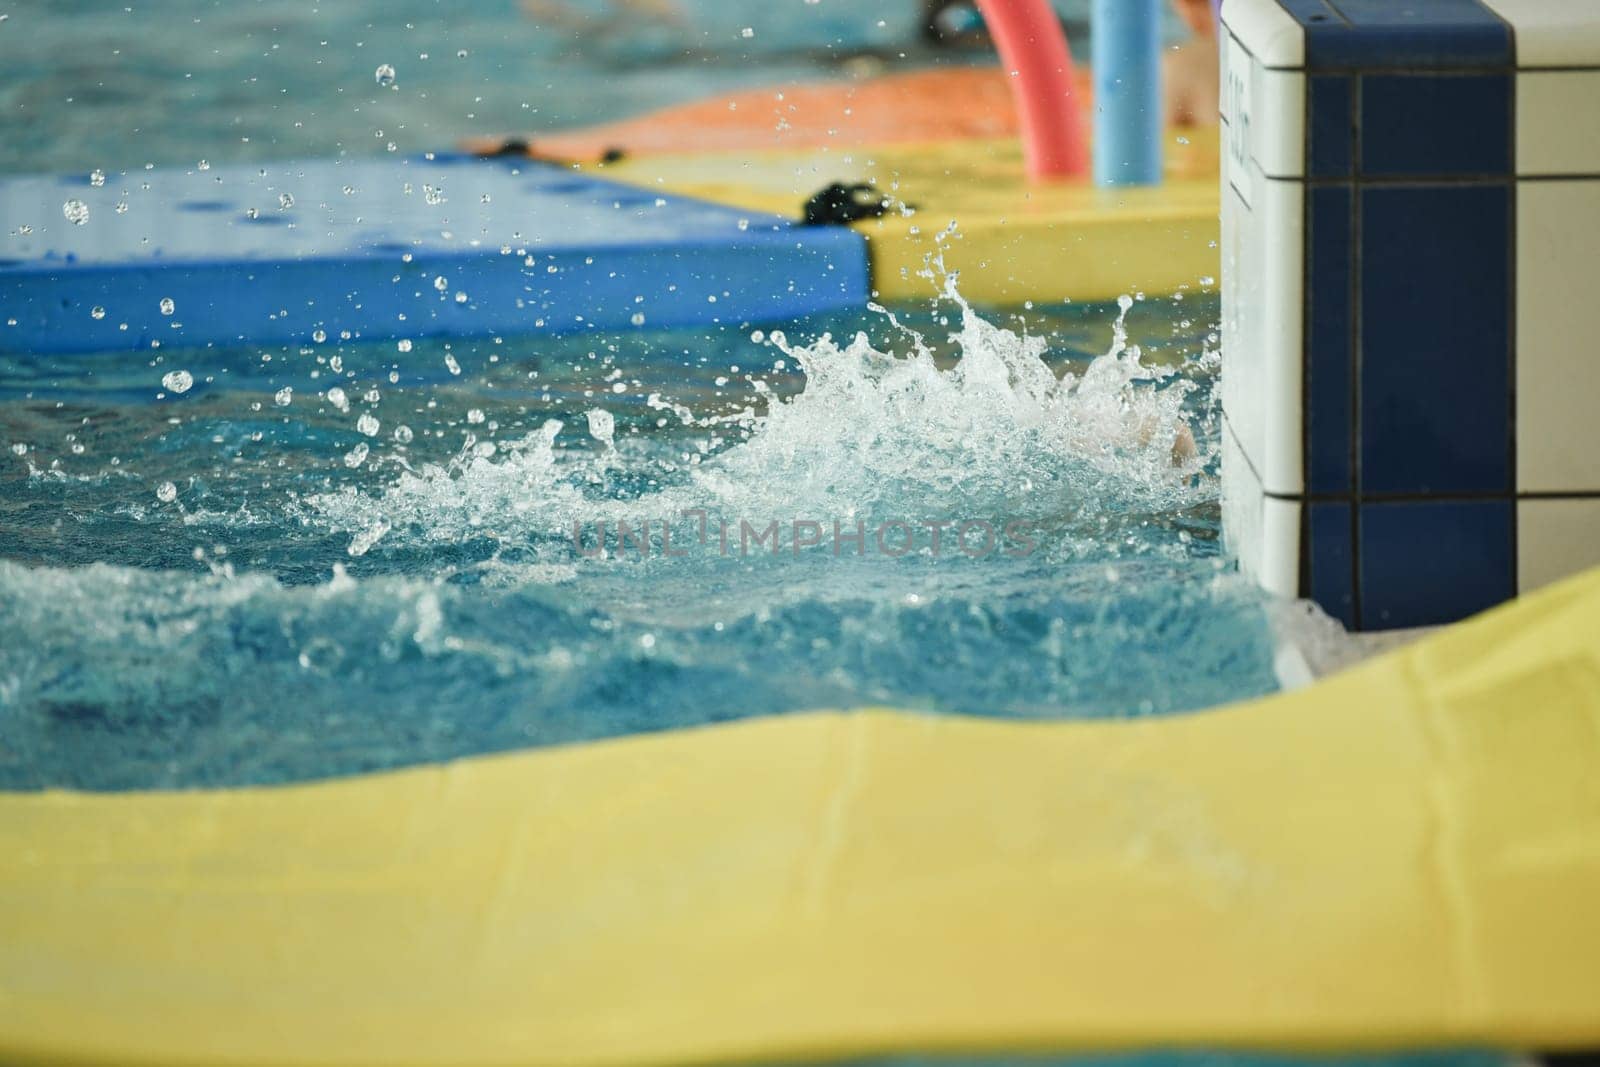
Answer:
[
  {"left": 0, "top": 288, "right": 1284, "bottom": 790},
  {"left": 0, "top": 0, "right": 1279, "bottom": 793}
]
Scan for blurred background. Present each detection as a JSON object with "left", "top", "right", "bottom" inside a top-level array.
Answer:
[{"left": 0, "top": 0, "right": 1195, "bottom": 175}]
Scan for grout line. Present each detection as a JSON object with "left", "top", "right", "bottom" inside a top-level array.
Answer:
[
  {"left": 1300, "top": 63, "right": 1318, "bottom": 610},
  {"left": 1349, "top": 71, "right": 1363, "bottom": 629},
  {"left": 1505, "top": 25, "right": 1521, "bottom": 597},
  {"left": 1261, "top": 490, "right": 1600, "bottom": 503},
  {"left": 1236, "top": 62, "right": 1600, "bottom": 75},
  {"left": 1296, "top": 173, "right": 1582, "bottom": 185},
  {"left": 1301, "top": 69, "right": 1313, "bottom": 599}
]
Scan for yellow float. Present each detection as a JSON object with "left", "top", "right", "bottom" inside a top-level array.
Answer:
[{"left": 3, "top": 563, "right": 1598, "bottom": 1066}]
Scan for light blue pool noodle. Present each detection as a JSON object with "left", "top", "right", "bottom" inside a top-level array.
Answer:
[{"left": 1092, "top": 0, "right": 1164, "bottom": 187}]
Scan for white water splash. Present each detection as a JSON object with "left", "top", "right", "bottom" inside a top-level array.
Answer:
[{"left": 300, "top": 281, "right": 1213, "bottom": 559}]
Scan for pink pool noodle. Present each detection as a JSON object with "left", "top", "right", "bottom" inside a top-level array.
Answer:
[{"left": 974, "top": 0, "right": 1089, "bottom": 180}]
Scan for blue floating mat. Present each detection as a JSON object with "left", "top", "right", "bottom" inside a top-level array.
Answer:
[{"left": 0, "top": 156, "right": 867, "bottom": 354}]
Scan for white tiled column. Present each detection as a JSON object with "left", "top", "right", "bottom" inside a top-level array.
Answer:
[
  {"left": 1488, "top": 0, "right": 1600, "bottom": 595},
  {"left": 1220, "top": 5, "right": 1305, "bottom": 601}
]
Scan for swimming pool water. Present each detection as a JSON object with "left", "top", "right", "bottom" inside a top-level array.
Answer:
[{"left": 0, "top": 289, "right": 1287, "bottom": 790}]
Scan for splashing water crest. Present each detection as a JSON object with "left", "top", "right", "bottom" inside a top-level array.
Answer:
[
  {"left": 0, "top": 288, "right": 1273, "bottom": 791},
  {"left": 300, "top": 279, "right": 1211, "bottom": 564}
]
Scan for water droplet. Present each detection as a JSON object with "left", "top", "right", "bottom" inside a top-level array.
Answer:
[
  {"left": 1199, "top": 275, "right": 1216, "bottom": 287},
  {"left": 433, "top": 275, "right": 448, "bottom": 292},
  {"left": 393, "top": 424, "right": 414, "bottom": 444},
  {"left": 197, "top": 159, "right": 210, "bottom": 171},
  {"left": 115, "top": 201, "right": 128, "bottom": 214},
  {"left": 348, "top": 517, "right": 390, "bottom": 557},
  {"left": 375, "top": 63, "right": 397, "bottom": 87},
  {"left": 444, "top": 353, "right": 461, "bottom": 376},
  {"left": 159, "top": 297, "right": 175, "bottom": 315},
  {"left": 326, "top": 386, "right": 349, "bottom": 412},
  {"left": 89, "top": 169, "right": 106, "bottom": 187},
  {"left": 312, "top": 328, "right": 327, "bottom": 343},
  {"left": 424, "top": 184, "right": 445, "bottom": 206},
  {"left": 246, "top": 206, "right": 259, "bottom": 220},
  {"left": 161, "top": 369, "right": 194, "bottom": 394},
  {"left": 344, "top": 442, "right": 370, "bottom": 468},
  {"left": 740, "top": 26, "right": 754, "bottom": 37},
  {"left": 456, "top": 48, "right": 469, "bottom": 58},
  {"left": 62, "top": 199, "right": 89, "bottom": 225},
  {"left": 630, "top": 312, "right": 646, "bottom": 326},
  {"left": 10, "top": 443, "right": 27, "bottom": 456},
  {"left": 90, "top": 305, "right": 105, "bottom": 320},
  {"left": 278, "top": 192, "right": 295, "bottom": 210},
  {"left": 397, "top": 338, "right": 413, "bottom": 353},
  {"left": 736, "top": 218, "right": 749, "bottom": 231},
  {"left": 585, "top": 408, "right": 615, "bottom": 448},
  {"left": 356, "top": 413, "right": 380, "bottom": 437},
  {"left": 453, "top": 291, "right": 468, "bottom": 304},
  {"left": 274, "top": 386, "right": 293, "bottom": 406},
  {"left": 156, "top": 481, "right": 178, "bottom": 503}
]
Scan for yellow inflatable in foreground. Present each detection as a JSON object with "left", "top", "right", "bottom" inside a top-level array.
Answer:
[{"left": 3, "top": 566, "right": 1600, "bottom": 1066}]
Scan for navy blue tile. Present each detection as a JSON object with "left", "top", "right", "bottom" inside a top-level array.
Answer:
[
  {"left": 1307, "top": 186, "right": 1352, "bottom": 494},
  {"left": 1359, "top": 499, "right": 1513, "bottom": 628},
  {"left": 1359, "top": 185, "right": 1510, "bottom": 496},
  {"left": 1306, "top": 501, "right": 1356, "bottom": 628},
  {"left": 1308, "top": 75, "right": 1353, "bottom": 178},
  {"left": 1276, "top": 0, "right": 1512, "bottom": 70},
  {"left": 1360, "top": 74, "right": 1510, "bottom": 177}
]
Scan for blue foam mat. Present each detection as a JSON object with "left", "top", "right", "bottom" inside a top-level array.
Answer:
[{"left": 0, "top": 155, "right": 867, "bottom": 354}]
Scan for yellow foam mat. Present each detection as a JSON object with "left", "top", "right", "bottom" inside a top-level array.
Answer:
[
  {"left": 600, "top": 132, "right": 1222, "bottom": 305},
  {"left": 4, "top": 565, "right": 1600, "bottom": 1066}
]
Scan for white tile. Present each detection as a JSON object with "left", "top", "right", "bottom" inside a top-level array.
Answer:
[
  {"left": 1221, "top": 0, "right": 1305, "bottom": 70},
  {"left": 1220, "top": 416, "right": 1262, "bottom": 577},
  {"left": 1259, "top": 496, "right": 1302, "bottom": 600},
  {"left": 1516, "top": 180, "right": 1600, "bottom": 493},
  {"left": 1222, "top": 416, "right": 1301, "bottom": 600},
  {"left": 1251, "top": 67, "right": 1305, "bottom": 180},
  {"left": 1518, "top": 498, "right": 1600, "bottom": 592},
  {"left": 1221, "top": 161, "right": 1303, "bottom": 497},
  {"left": 1223, "top": 33, "right": 1304, "bottom": 178},
  {"left": 1483, "top": 0, "right": 1600, "bottom": 68},
  {"left": 1518, "top": 71, "right": 1600, "bottom": 176}
]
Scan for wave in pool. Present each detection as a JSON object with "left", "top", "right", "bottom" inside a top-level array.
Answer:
[{"left": 0, "top": 287, "right": 1280, "bottom": 791}]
